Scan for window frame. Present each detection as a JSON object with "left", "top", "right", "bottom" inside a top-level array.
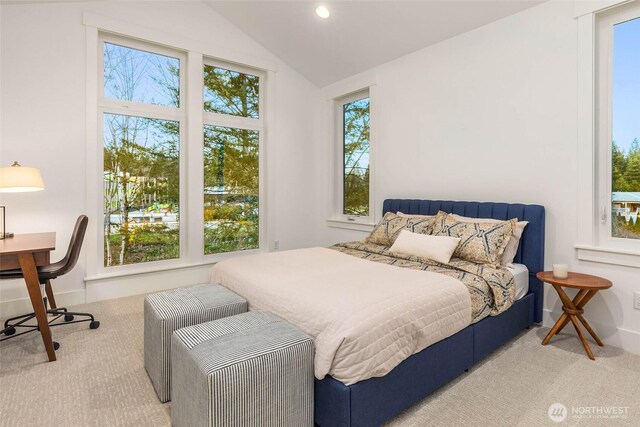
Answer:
[
  {"left": 575, "top": 0, "right": 640, "bottom": 268},
  {"left": 98, "top": 32, "right": 188, "bottom": 273},
  {"left": 330, "top": 87, "right": 375, "bottom": 227},
  {"left": 100, "top": 35, "right": 186, "bottom": 116},
  {"left": 84, "top": 16, "right": 273, "bottom": 281},
  {"left": 595, "top": 3, "right": 640, "bottom": 251},
  {"left": 202, "top": 58, "right": 266, "bottom": 260},
  {"left": 203, "top": 59, "right": 264, "bottom": 129}
]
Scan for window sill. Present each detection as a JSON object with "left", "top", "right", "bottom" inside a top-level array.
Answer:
[
  {"left": 326, "top": 219, "right": 375, "bottom": 232},
  {"left": 85, "top": 249, "right": 262, "bottom": 282},
  {"left": 575, "top": 245, "right": 640, "bottom": 268}
]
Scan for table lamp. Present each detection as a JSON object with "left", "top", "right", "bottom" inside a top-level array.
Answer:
[{"left": 0, "top": 161, "right": 45, "bottom": 238}]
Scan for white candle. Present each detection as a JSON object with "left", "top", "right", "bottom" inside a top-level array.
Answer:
[{"left": 552, "top": 264, "right": 569, "bottom": 279}]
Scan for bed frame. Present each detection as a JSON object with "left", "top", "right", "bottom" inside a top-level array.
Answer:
[{"left": 315, "top": 199, "right": 545, "bottom": 427}]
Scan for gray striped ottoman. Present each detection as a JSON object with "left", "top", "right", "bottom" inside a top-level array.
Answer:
[
  {"left": 144, "top": 284, "right": 247, "bottom": 402},
  {"left": 171, "top": 311, "right": 315, "bottom": 427}
]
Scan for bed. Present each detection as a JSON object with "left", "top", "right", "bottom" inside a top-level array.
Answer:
[{"left": 212, "top": 199, "right": 545, "bottom": 426}]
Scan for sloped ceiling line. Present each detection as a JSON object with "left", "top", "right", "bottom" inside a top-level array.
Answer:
[{"left": 206, "top": 1, "right": 544, "bottom": 87}]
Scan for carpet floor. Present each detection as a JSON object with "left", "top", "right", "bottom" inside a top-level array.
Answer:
[{"left": 0, "top": 294, "right": 638, "bottom": 427}]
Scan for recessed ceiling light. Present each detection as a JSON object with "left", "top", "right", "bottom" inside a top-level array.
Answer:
[{"left": 315, "top": 5, "right": 330, "bottom": 19}]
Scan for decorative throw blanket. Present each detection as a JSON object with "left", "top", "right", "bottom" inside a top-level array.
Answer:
[
  {"left": 209, "top": 247, "right": 472, "bottom": 385},
  {"left": 331, "top": 241, "right": 516, "bottom": 322}
]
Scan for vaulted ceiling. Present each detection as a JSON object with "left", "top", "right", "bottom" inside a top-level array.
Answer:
[{"left": 206, "top": 1, "right": 544, "bottom": 87}]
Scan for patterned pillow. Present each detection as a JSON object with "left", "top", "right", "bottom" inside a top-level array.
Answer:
[
  {"left": 432, "top": 212, "right": 517, "bottom": 266},
  {"left": 450, "top": 214, "right": 528, "bottom": 266},
  {"left": 366, "top": 212, "right": 437, "bottom": 247}
]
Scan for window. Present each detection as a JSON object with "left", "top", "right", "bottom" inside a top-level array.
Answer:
[
  {"left": 202, "top": 63, "right": 263, "bottom": 255},
  {"left": 100, "top": 37, "right": 185, "bottom": 267},
  {"left": 98, "top": 34, "right": 265, "bottom": 271},
  {"left": 334, "top": 89, "right": 372, "bottom": 222},
  {"left": 596, "top": 3, "right": 640, "bottom": 249}
]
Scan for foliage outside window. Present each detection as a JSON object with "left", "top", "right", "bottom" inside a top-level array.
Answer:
[
  {"left": 203, "top": 65, "right": 261, "bottom": 254},
  {"left": 102, "top": 41, "right": 182, "bottom": 267},
  {"left": 342, "top": 95, "right": 370, "bottom": 217},
  {"left": 204, "top": 65, "right": 259, "bottom": 118},
  {"left": 610, "top": 17, "right": 640, "bottom": 240},
  {"left": 101, "top": 36, "right": 266, "bottom": 268},
  {"left": 203, "top": 126, "right": 259, "bottom": 254}
]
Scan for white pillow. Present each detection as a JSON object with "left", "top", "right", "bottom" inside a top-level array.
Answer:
[
  {"left": 501, "top": 221, "right": 528, "bottom": 265},
  {"left": 449, "top": 214, "right": 528, "bottom": 266},
  {"left": 389, "top": 230, "right": 460, "bottom": 264}
]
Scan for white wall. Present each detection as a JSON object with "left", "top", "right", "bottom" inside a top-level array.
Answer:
[
  {"left": 314, "top": 0, "right": 640, "bottom": 353},
  {"left": 0, "top": 1, "right": 320, "bottom": 315},
  {"left": 2, "top": 0, "right": 637, "bottom": 354}
]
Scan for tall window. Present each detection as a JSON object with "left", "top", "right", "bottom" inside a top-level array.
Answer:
[
  {"left": 98, "top": 34, "right": 265, "bottom": 270},
  {"left": 597, "top": 3, "right": 640, "bottom": 246},
  {"left": 336, "top": 90, "right": 371, "bottom": 219},
  {"left": 100, "top": 37, "right": 184, "bottom": 267},
  {"left": 202, "top": 63, "right": 263, "bottom": 255}
]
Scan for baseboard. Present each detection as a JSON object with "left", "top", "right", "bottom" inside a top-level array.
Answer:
[
  {"left": 0, "top": 264, "right": 214, "bottom": 319},
  {"left": 0, "top": 289, "right": 86, "bottom": 320},
  {"left": 542, "top": 309, "right": 640, "bottom": 355}
]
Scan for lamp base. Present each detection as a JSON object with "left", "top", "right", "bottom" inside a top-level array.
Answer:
[{"left": 0, "top": 232, "right": 14, "bottom": 239}]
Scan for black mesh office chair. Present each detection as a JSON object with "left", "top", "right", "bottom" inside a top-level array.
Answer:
[{"left": 0, "top": 215, "right": 99, "bottom": 349}]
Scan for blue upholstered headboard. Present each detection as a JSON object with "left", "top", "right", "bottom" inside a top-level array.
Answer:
[{"left": 382, "top": 199, "right": 545, "bottom": 323}]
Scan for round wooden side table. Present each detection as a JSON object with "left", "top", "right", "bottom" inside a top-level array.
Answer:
[{"left": 536, "top": 271, "right": 612, "bottom": 360}]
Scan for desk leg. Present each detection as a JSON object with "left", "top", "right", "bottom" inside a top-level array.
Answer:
[{"left": 18, "top": 252, "right": 56, "bottom": 362}]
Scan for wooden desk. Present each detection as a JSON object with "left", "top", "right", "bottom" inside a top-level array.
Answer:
[
  {"left": 0, "top": 233, "right": 57, "bottom": 361},
  {"left": 537, "top": 271, "right": 612, "bottom": 360}
]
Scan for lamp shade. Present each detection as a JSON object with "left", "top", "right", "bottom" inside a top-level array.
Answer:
[{"left": 0, "top": 161, "right": 45, "bottom": 193}]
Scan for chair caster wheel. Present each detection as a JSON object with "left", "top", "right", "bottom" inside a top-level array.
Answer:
[
  {"left": 64, "top": 314, "right": 74, "bottom": 322},
  {"left": 4, "top": 326, "right": 16, "bottom": 336},
  {"left": 90, "top": 321, "right": 100, "bottom": 330},
  {"left": 53, "top": 341, "right": 60, "bottom": 350}
]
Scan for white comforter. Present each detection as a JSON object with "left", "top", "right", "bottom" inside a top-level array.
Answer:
[{"left": 209, "top": 247, "right": 472, "bottom": 385}]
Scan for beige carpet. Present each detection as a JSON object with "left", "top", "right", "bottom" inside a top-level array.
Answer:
[{"left": 0, "top": 294, "right": 638, "bottom": 427}]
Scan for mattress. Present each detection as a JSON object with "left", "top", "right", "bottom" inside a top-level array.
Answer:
[
  {"left": 209, "top": 247, "right": 472, "bottom": 385},
  {"left": 507, "top": 263, "right": 529, "bottom": 300}
]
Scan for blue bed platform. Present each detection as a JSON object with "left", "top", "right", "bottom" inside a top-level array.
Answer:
[{"left": 315, "top": 199, "right": 545, "bottom": 427}]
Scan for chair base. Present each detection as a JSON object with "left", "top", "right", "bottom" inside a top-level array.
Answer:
[{"left": 1, "top": 299, "right": 99, "bottom": 343}]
